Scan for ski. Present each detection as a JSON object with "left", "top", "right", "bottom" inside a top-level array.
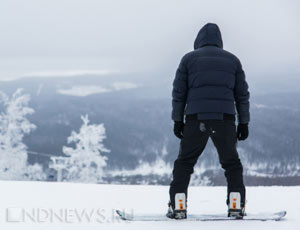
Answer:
[{"left": 116, "top": 210, "right": 286, "bottom": 222}]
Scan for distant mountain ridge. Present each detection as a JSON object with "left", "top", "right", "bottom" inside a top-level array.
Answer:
[{"left": 0, "top": 73, "right": 299, "bottom": 185}]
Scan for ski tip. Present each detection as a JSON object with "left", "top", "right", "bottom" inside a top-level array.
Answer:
[
  {"left": 272, "top": 210, "right": 287, "bottom": 221},
  {"left": 277, "top": 211, "right": 287, "bottom": 217},
  {"left": 116, "top": 210, "right": 126, "bottom": 220},
  {"left": 116, "top": 209, "right": 133, "bottom": 221}
]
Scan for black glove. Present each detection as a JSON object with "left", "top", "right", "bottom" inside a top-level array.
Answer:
[
  {"left": 237, "top": 123, "right": 249, "bottom": 141},
  {"left": 173, "top": 121, "right": 184, "bottom": 139}
]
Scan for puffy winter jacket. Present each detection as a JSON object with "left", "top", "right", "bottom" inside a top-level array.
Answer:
[{"left": 172, "top": 23, "right": 250, "bottom": 124}]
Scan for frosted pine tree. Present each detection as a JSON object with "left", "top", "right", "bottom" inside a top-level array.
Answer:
[
  {"left": 62, "top": 115, "right": 110, "bottom": 183},
  {"left": 0, "top": 89, "right": 44, "bottom": 180}
]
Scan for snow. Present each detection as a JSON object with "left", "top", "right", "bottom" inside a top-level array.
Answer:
[
  {"left": 254, "top": 103, "right": 267, "bottom": 109},
  {"left": 57, "top": 85, "right": 111, "bottom": 96},
  {"left": 112, "top": 82, "right": 138, "bottom": 91},
  {"left": 57, "top": 82, "right": 139, "bottom": 96},
  {"left": 36, "top": 84, "right": 43, "bottom": 96},
  {"left": 23, "top": 70, "right": 115, "bottom": 78},
  {"left": 0, "top": 181, "right": 299, "bottom": 230},
  {"left": 109, "top": 158, "right": 172, "bottom": 177}
]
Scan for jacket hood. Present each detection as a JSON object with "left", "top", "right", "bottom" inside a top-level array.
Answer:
[{"left": 194, "top": 23, "right": 223, "bottom": 49}]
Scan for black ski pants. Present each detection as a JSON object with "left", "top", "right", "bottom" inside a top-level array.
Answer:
[{"left": 169, "top": 118, "right": 245, "bottom": 209}]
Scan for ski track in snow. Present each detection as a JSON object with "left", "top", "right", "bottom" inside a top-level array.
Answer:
[{"left": 0, "top": 181, "right": 299, "bottom": 230}]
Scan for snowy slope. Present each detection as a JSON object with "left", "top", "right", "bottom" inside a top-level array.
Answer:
[{"left": 0, "top": 181, "right": 299, "bottom": 229}]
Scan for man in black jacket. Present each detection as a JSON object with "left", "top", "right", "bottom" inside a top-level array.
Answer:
[{"left": 167, "top": 23, "right": 250, "bottom": 219}]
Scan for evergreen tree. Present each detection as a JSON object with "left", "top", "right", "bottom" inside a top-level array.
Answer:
[
  {"left": 0, "top": 89, "right": 45, "bottom": 180},
  {"left": 62, "top": 115, "right": 110, "bottom": 183}
]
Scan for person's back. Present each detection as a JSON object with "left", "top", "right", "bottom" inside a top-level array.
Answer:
[
  {"left": 172, "top": 23, "right": 249, "bottom": 124},
  {"left": 167, "top": 23, "right": 250, "bottom": 219}
]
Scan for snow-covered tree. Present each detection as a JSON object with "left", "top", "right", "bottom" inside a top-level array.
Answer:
[
  {"left": 62, "top": 115, "right": 110, "bottom": 183},
  {"left": 24, "top": 163, "right": 46, "bottom": 181},
  {"left": 0, "top": 89, "right": 45, "bottom": 180}
]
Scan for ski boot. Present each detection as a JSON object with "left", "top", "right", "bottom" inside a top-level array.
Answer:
[
  {"left": 227, "top": 192, "right": 245, "bottom": 219},
  {"left": 166, "top": 193, "right": 187, "bottom": 219}
]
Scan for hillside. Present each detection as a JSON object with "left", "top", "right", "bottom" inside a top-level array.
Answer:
[
  {"left": 0, "top": 181, "right": 299, "bottom": 229},
  {"left": 0, "top": 75, "right": 300, "bottom": 184}
]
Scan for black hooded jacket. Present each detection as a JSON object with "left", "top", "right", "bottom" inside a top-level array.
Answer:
[{"left": 172, "top": 23, "right": 250, "bottom": 124}]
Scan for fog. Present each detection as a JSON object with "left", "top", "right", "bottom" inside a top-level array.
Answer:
[
  {"left": 0, "top": 0, "right": 300, "bottom": 185},
  {"left": 0, "top": 0, "right": 299, "bottom": 82}
]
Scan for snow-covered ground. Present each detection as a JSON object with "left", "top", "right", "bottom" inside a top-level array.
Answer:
[{"left": 0, "top": 181, "right": 299, "bottom": 229}]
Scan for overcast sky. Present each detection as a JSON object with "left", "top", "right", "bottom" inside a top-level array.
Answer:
[{"left": 0, "top": 0, "right": 299, "bottom": 81}]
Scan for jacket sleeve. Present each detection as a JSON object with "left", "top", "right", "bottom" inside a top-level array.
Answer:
[
  {"left": 234, "top": 60, "right": 250, "bottom": 124},
  {"left": 172, "top": 58, "right": 188, "bottom": 121}
]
